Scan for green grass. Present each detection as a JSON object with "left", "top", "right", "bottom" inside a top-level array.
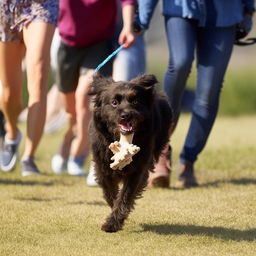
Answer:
[
  {"left": 1, "top": 115, "right": 256, "bottom": 256},
  {"left": 147, "top": 61, "right": 256, "bottom": 116},
  {"left": 219, "top": 70, "right": 256, "bottom": 115}
]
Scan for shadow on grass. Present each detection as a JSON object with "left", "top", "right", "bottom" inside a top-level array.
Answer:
[
  {"left": 201, "top": 178, "right": 256, "bottom": 187},
  {"left": 68, "top": 200, "right": 107, "bottom": 206},
  {"left": 14, "top": 197, "right": 61, "bottom": 202},
  {"left": 141, "top": 223, "right": 256, "bottom": 241},
  {"left": 0, "top": 178, "right": 72, "bottom": 186}
]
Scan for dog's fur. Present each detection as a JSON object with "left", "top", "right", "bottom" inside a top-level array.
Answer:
[{"left": 89, "top": 74, "right": 173, "bottom": 232}]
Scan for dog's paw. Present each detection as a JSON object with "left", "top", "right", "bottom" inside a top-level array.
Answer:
[{"left": 101, "top": 221, "right": 122, "bottom": 233}]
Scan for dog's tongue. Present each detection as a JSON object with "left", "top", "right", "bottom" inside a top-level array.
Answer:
[{"left": 119, "top": 122, "right": 133, "bottom": 132}]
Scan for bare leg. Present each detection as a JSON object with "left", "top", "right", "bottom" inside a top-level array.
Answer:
[
  {"left": 0, "top": 41, "right": 25, "bottom": 140},
  {"left": 22, "top": 22, "right": 55, "bottom": 158},
  {"left": 45, "top": 84, "right": 63, "bottom": 124},
  {"left": 70, "top": 71, "right": 93, "bottom": 157},
  {"left": 60, "top": 91, "right": 76, "bottom": 157},
  {"left": 60, "top": 75, "right": 91, "bottom": 175},
  {"left": 59, "top": 113, "right": 76, "bottom": 159}
]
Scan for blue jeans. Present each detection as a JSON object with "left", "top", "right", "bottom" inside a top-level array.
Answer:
[
  {"left": 113, "top": 34, "right": 146, "bottom": 81},
  {"left": 164, "top": 17, "right": 235, "bottom": 163}
]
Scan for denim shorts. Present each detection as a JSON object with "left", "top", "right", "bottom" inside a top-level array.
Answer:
[
  {"left": 0, "top": 0, "right": 58, "bottom": 42},
  {"left": 56, "top": 40, "right": 114, "bottom": 93}
]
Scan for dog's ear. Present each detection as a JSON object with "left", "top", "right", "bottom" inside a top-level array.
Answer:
[
  {"left": 131, "top": 74, "right": 157, "bottom": 106},
  {"left": 130, "top": 74, "right": 158, "bottom": 89},
  {"left": 88, "top": 74, "right": 114, "bottom": 96}
]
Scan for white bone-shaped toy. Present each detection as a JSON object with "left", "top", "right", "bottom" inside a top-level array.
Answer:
[{"left": 109, "top": 133, "right": 140, "bottom": 170}]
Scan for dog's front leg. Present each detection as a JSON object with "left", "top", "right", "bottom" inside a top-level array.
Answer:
[
  {"left": 100, "top": 176, "right": 119, "bottom": 209},
  {"left": 101, "top": 171, "right": 148, "bottom": 232}
]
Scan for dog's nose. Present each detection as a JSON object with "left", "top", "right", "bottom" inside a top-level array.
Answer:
[{"left": 120, "top": 111, "right": 131, "bottom": 120}]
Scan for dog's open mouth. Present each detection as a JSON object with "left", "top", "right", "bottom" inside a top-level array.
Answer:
[{"left": 118, "top": 121, "right": 134, "bottom": 134}]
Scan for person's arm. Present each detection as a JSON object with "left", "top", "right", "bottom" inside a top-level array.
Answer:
[
  {"left": 119, "top": 1, "right": 136, "bottom": 48},
  {"left": 138, "top": 0, "right": 159, "bottom": 30},
  {"left": 236, "top": 0, "right": 255, "bottom": 40}
]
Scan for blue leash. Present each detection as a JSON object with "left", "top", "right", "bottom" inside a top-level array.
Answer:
[{"left": 94, "top": 44, "right": 124, "bottom": 75}]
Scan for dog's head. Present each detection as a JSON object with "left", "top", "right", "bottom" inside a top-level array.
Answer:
[{"left": 89, "top": 74, "right": 158, "bottom": 135}]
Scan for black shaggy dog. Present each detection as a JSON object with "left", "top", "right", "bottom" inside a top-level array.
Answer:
[{"left": 89, "top": 74, "right": 173, "bottom": 232}]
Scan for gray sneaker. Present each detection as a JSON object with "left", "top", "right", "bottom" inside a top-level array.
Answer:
[
  {"left": 21, "top": 158, "right": 42, "bottom": 177},
  {"left": 0, "top": 130, "right": 22, "bottom": 172}
]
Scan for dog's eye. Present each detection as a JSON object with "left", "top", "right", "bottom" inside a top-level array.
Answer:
[
  {"left": 132, "top": 99, "right": 138, "bottom": 105},
  {"left": 111, "top": 99, "right": 119, "bottom": 107}
]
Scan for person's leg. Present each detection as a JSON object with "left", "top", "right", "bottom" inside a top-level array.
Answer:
[
  {"left": 0, "top": 41, "right": 24, "bottom": 140},
  {"left": 71, "top": 70, "right": 93, "bottom": 158},
  {"left": 44, "top": 84, "right": 68, "bottom": 135},
  {"left": 59, "top": 113, "right": 75, "bottom": 160},
  {"left": 0, "top": 41, "right": 25, "bottom": 171},
  {"left": 59, "top": 90, "right": 80, "bottom": 157},
  {"left": 20, "top": 22, "right": 55, "bottom": 175},
  {"left": 163, "top": 17, "right": 197, "bottom": 123},
  {"left": 60, "top": 88, "right": 89, "bottom": 176},
  {"left": 19, "top": 32, "right": 65, "bottom": 134},
  {"left": 149, "top": 17, "right": 197, "bottom": 188},
  {"left": 51, "top": 41, "right": 84, "bottom": 175},
  {"left": 61, "top": 81, "right": 90, "bottom": 176},
  {"left": 22, "top": 22, "right": 55, "bottom": 158},
  {"left": 176, "top": 26, "right": 235, "bottom": 188},
  {"left": 51, "top": 91, "right": 76, "bottom": 174},
  {"left": 44, "top": 30, "right": 66, "bottom": 134}
]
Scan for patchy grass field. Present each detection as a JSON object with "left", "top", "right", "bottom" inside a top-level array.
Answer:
[{"left": 0, "top": 115, "right": 256, "bottom": 256}]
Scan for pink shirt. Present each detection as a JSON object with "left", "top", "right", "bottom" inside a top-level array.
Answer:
[{"left": 58, "top": 0, "right": 136, "bottom": 47}]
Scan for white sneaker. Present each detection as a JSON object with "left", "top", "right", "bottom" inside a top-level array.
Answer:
[
  {"left": 67, "top": 158, "right": 85, "bottom": 176},
  {"left": 86, "top": 162, "right": 98, "bottom": 187},
  {"left": 51, "top": 154, "right": 67, "bottom": 174}
]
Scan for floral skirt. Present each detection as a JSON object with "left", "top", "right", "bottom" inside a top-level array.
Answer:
[{"left": 0, "top": 0, "right": 58, "bottom": 41}]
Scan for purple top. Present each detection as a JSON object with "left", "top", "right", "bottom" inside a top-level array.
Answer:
[{"left": 58, "top": 0, "right": 136, "bottom": 47}]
